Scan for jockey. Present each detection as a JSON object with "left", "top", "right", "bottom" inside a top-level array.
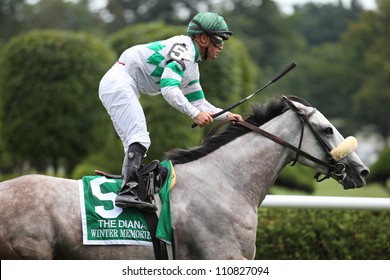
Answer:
[{"left": 99, "top": 12, "right": 243, "bottom": 212}]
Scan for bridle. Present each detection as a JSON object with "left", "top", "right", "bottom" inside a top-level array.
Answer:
[{"left": 203, "top": 108, "right": 348, "bottom": 183}]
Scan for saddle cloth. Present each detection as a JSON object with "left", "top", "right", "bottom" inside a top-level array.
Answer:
[{"left": 78, "top": 160, "right": 175, "bottom": 245}]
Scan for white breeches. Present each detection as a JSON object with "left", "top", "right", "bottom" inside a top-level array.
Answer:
[{"left": 99, "top": 68, "right": 151, "bottom": 152}]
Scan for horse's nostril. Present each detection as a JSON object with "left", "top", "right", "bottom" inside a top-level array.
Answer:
[{"left": 361, "top": 169, "right": 370, "bottom": 179}]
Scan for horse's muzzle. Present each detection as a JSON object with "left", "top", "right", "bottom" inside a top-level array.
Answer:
[{"left": 341, "top": 167, "right": 370, "bottom": 189}]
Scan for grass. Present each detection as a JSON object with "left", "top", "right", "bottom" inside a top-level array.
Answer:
[
  {"left": 271, "top": 180, "right": 390, "bottom": 198},
  {"left": 313, "top": 181, "right": 389, "bottom": 197}
]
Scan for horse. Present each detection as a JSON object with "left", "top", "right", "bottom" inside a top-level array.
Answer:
[{"left": 0, "top": 95, "right": 369, "bottom": 260}]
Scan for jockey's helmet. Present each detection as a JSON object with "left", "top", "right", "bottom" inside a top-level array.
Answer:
[{"left": 187, "top": 12, "right": 233, "bottom": 41}]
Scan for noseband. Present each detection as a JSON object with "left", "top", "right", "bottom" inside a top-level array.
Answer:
[{"left": 203, "top": 108, "right": 347, "bottom": 183}]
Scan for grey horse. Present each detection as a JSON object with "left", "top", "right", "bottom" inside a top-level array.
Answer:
[{"left": 0, "top": 96, "right": 369, "bottom": 259}]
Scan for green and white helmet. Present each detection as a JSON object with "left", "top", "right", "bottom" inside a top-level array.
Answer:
[{"left": 187, "top": 12, "right": 233, "bottom": 40}]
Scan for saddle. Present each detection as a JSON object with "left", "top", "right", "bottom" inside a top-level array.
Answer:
[
  {"left": 95, "top": 160, "right": 168, "bottom": 203},
  {"left": 95, "top": 160, "right": 170, "bottom": 260}
]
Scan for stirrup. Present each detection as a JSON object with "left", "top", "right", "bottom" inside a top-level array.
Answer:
[{"left": 115, "top": 193, "right": 157, "bottom": 212}]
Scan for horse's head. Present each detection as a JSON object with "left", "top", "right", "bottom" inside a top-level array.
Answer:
[{"left": 283, "top": 96, "right": 369, "bottom": 189}]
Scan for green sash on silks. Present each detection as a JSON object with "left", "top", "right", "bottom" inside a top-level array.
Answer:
[{"left": 78, "top": 160, "right": 174, "bottom": 246}]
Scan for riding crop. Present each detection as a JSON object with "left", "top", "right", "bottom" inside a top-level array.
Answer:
[{"left": 191, "top": 62, "right": 297, "bottom": 128}]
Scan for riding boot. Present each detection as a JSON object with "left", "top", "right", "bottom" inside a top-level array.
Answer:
[{"left": 115, "top": 143, "right": 157, "bottom": 212}]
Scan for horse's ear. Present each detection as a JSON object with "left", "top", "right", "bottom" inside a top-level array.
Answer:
[
  {"left": 283, "top": 95, "right": 310, "bottom": 115},
  {"left": 283, "top": 95, "right": 299, "bottom": 112}
]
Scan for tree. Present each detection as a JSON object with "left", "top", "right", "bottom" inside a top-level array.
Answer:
[
  {"left": 271, "top": 1, "right": 388, "bottom": 142},
  {"left": 101, "top": 0, "right": 200, "bottom": 34},
  {"left": 26, "top": 0, "right": 105, "bottom": 36},
  {"left": 227, "top": 0, "right": 304, "bottom": 74},
  {"left": 341, "top": 0, "right": 390, "bottom": 142},
  {"left": 0, "top": 0, "right": 105, "bottom": 46},
  {"left": 0, "top": 0, "right": 29, "bottom": 45},
  {"left": 277, "top": 42, "right": 352, "bottom": 122},
  {"left": 0, "top": 30, "right": 115, "bottom": 175},
  {"left": 290, "top": 0, "right": 364, "bottom": 46}
]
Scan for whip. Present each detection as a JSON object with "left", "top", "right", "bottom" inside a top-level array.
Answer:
[{"left": 192, "top": 62, "right": 297, "bottom": 128}]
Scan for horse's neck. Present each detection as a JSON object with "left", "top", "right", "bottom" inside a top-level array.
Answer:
[{"left": 174, "top": 110, "right": 302, "bottom": 208}]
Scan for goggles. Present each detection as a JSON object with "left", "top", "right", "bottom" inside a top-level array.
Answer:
[{"left": 211, "top": 35, "right": 225, "bottom": 48}]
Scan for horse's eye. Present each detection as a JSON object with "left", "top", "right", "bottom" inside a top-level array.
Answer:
[{"left": 324, "top": 127, "right": 333, "bottom": 135}]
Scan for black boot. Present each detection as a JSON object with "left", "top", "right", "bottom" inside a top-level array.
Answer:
[{"left": 115, "top": 143, "right": 157, "bottom": 212}]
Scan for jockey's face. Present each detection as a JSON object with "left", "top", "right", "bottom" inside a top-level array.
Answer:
[
  {"left": 194, "top": 33, "right": 224, "bottom": 61},
  {"left": 207, "top": 35, "right": 224, "bottom": 60}
]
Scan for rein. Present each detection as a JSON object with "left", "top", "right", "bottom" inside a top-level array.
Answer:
[{"left": 203, "top": 110, "right": 347, "bottom": 183}]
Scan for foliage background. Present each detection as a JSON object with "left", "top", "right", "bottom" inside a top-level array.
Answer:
[
  {"left": 0, "top": 30, "right": 114, "bottom": 175},
  {"left": 0, "top": 0, "right": 388, "bottom": 261},
  {"left": 255, "top": 208, "right": 390, "bottom": 259}
]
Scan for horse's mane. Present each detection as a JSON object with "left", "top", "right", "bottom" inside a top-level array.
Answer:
[{"left": 164, "top": 95, "right": 312, "bottom": 165}]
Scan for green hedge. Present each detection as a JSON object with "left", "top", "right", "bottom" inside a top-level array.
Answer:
[
  {"left": 255, "top": 208, "right": 390, "bottom": 259},
  {"left": 369, "top": 145, "right": 390, "bottom": 187},
  {"left": 0, "top": 30, "right": 115, "bottom": 174}
]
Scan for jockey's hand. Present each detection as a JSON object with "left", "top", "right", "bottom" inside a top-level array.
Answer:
[
  {"left": 227, "top": 112, "right": 244, "bottom": 122},
  {"left": 194, "top": 112, "right": 214, "bottom": 127}
]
